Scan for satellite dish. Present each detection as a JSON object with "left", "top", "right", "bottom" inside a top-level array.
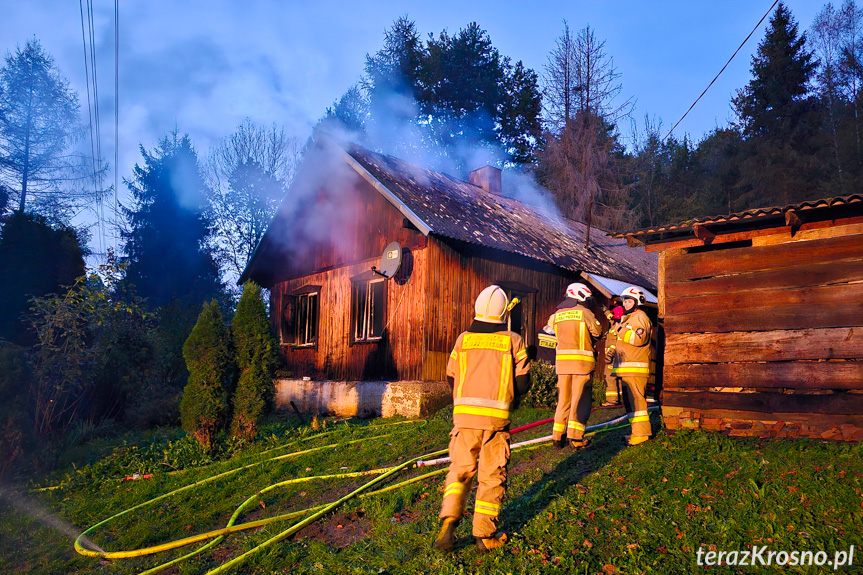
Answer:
[{"left": 372, "top": 241, "right": 402, "bottom": 279}]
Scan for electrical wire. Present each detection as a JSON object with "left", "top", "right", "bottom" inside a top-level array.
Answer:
[
  {"left": 664, "top": 0, "right": 780, "bottom": 141},
  {"left": 114, "top": 0, "right": 120, "bottom": 241}
]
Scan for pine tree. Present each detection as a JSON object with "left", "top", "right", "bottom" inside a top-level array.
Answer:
[
  {"left": 180, "top": 301, "right": 234, "bottom": 448},
  {"left": 122, "top": 131, "right": 222, "bottom": 309},
  {"left": 0, "top": 39, "right": 98, "bottom": 219},
  {"left": 732, "top": 2, "right": 827, "bottom": 207},
  {"left": 230, "top": 281, "right": 277, "bottom": 440}
]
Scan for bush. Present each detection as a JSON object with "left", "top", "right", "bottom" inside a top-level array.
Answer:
[
  {"left": 230, "top": 282, "right": 277, "bottom": 441},
  {"left": 592, "top": 373, "right": 607, "bottom": 408},
  {"left": 524, "top": 361, "right": 607, "bottom": 410},
  {"left": 180, "top": 301, "right": 235, "bottom": 449},
  {"left": 524, "top": 360, "right": 558, "bottom": 408},
  {"left": 28, "top": 253, "right": 152, "bottom": 438}
]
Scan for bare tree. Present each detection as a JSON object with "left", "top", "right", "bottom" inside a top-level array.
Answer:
[
  {"left": 539, "top": 24, "right": 634, "bottom": 232},
  {"left": 572, "top": 25, "right": 634, "bottom": 124},
  {"left": 0, "top": 39, "right": 105, "bottom": 220},
  {"left": 206, "top": 119, "right": 302, "bottom": 286},
  {"left": 542, "top": 20, "right": 578, "bottom": 133},
  {"left": 813, "top": 2, "right": 847, "bottom": 179}
]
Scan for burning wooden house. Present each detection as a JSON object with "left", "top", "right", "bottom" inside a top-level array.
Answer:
[
  {"left": 618, "top": 195, "right": 863, "bottom": 441},
  {"left": 240, "top": 136, "right": 657, "bottom": 417}
]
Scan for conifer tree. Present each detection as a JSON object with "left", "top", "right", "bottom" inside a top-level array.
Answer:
[
  {"left": 180, "top": 301, "right": 234, "bottom": 448},
  {"left": 230, "top": 282, "right": 277, "bottom": 440},
  {"left": 732, "top": 2, "right": 826, "bottom": 207}
]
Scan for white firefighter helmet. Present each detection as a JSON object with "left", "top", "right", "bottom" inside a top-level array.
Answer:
[
  {"left": 565, "top": 282, "right": 592, "bottom": 302},
  {"left": 474, "top": 285, "right": 509, "bottom": 324},
  {"left": 620, "top": 286, "right": 646, "bottom": 305}
]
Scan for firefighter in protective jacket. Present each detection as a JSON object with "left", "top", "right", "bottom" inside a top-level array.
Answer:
[
  {"left": 616, "top": 286, "right": 653, "bottom": 445},
  {"left": 546, "top": 283, "right": 602, "bottom": 449},
  {"left": 433, "top": 285, "right": 530, "bottom": 554}
]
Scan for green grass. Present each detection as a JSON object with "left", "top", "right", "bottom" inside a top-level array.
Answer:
[{"left": 1, "top": 407, "right": 862, "bottom": 575}]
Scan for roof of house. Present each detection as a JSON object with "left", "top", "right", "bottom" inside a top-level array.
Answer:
[
  {"left": 241, "top": 138, "right": 657, "bottom": 289},
  {"left": 615, "top": 194, "right": 863, "bottom": 245},
  {"left": 341, "top": 142, "right": 656, "bottom": 288}
]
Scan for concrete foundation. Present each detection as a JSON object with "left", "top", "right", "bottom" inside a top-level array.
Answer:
[{"left": 274, "top": 379, "right": 452, "bottom": 418}]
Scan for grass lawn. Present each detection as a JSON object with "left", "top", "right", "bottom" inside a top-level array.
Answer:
[{"left": 1, "top": 405, "right": 862, "bottom": 574}]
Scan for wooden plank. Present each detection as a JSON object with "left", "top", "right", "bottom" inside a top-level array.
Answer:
[
  {"left": 657, "top": 251, "right": 666, "bottom": 320},
  {"left": 666, "top": 232, "right": 863, "bottom": 282},
  {"left": 752, "top": 219, "right": 863, "bottom": 246},
  {"left": 663, "top": 361, "right": 863, "bottom": 390},
  {"left": 666, "top": 257, "right": 863, "bottom": 299},
  {"left": 665, "top": 328, "right": 863, "bottom": 365},
  {"left": 662, "top": 390, "right": 863, "bottom": 415},
  {"left": 645, "top": 218, "right": 863, "bottom": 253},
  {"left": 664, "top": 282, "right": 863, "bottom": 333}
]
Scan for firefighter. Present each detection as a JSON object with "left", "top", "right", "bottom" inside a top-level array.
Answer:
[
  {"left": 602, "top": 302, "right": 625, "bottom": 406},
  {"left": 433, "top": 285, "right": 531, "bottom": 554},
  {"left": 615, "top": 286, "right": 653, "bottom": 445},
  {"left": 546, "top": 283, "right": 602, "bottom": 449}
]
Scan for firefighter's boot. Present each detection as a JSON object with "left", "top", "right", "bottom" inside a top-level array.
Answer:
[
  {"left": 476, "top": 532, "right": 508, "bottom": 554},
  {"left": 624, "top": 434, "right": 649, "bottom": 446},
  {"left": 569, "top": 438, "right": 591, "bottom": 450},
  {"left": 553, "top": 438, "right": 567, "bottom": 449},
  {"left": 432, "top": 517, "right": 459, "bottom": 552}
]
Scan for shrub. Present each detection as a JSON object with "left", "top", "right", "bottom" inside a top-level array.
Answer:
[
  {"left": 524, "top": 359, "right": 558, "bottom": 409},
  {"left": 592, "top": 373, "right": 607, "bottom": 408},
  {"left": 180, "top": 301, "right": 235, "bottom": 449},
  {"left": 230, "top": 282, "right": 277, "bottom": 440},
  {"left": 28, "top": 253, "right": 152, "bottom": 437}
]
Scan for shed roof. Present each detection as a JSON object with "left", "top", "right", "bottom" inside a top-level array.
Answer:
[{"left": 616, "top": 194, "right": 863, "bottom": 246}]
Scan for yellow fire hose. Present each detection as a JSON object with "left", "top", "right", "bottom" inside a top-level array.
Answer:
[
  {"left": 73, "top": 423, "right": 423, "bottom": 559},
  {"left": 72, "top": 411, "right": 654, "bottom": 574}
]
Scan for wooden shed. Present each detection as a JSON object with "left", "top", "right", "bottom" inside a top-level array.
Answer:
[
  {"left": 240, "top": 136, "right": 657, "bottom": 417},
  {"left": 618, "top": 195, "right": 863, "bottom": 441}
]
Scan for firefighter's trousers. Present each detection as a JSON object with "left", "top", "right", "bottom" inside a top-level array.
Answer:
[
  {"left": 552, "top": 373, "right": 593, "bottom": 442},
  {"left": 439, "top": 427, "right": 511, "bottom": 538},
  {"left": 604, "top": 367, "right": 620, "bottom": 405},
  {"left": 620, "top": 375, "right": 652, "bottom": 437}
]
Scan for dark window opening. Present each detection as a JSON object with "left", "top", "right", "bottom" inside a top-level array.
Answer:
[
  {"left": 352, "top": 278, "right": 386, "bottom": 342},
  {"left": 281, "top": 290, "right": 319, "bottom": 346}
]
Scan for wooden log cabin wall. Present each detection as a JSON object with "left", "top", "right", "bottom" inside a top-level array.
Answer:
[{"left": 621, "top": 196, "right": 863, "bottom": 441}]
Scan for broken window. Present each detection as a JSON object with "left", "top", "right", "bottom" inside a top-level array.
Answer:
[
  {"left": 281, "top": 288, "right": 320, "bottom": 346},
  {"left": 351, "top": 277, "right": 386, "bottom": 342}
]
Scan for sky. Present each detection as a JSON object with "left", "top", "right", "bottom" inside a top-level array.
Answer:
[{"left": 1, "top": 0, "right": 825, "bottom": 256}]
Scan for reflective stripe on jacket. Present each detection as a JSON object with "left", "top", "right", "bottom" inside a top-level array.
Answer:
[
  {"left": 615, "top": 309, "right": 652, "bottom": 378},
  {"left": 446, "top": 330, "right": 530, "bottom": 431},
  {"left": 545, "top": 303, "right": 601, "bottom": 375}
]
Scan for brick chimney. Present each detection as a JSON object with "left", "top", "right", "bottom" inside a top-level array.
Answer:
[{"left": 469, "top": 165, "right": 502, "bottom": 195}]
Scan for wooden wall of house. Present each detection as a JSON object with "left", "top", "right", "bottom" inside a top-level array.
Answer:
[
  {"left": 269, "top": 175, "right": 427, "bottom": 285},
  {"left": 268, "top": 175, "right": 428, "bottom": 381},
  {"left": 659, "top": 221, "right": 863, "bottom": 441},
  {"left": 422, "top": 237, "right": 595, "bottom": 381},
  {"left": 272, "top": 247, "right": 428, "bottom": 381}
]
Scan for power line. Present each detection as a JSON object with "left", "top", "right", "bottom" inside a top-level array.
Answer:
[
  {"left": 79, "top": 0, "right": 103, "bottom": 255},
  {"left": 114, "top": 0, "right": 120, "bottom": 238},
  {"left": 664, "top": 0, "right": 779, "bottom": 141}
]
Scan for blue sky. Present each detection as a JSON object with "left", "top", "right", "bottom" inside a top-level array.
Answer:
[{"left": 1, "top": 1, "right": 824, "bottom": 251}]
